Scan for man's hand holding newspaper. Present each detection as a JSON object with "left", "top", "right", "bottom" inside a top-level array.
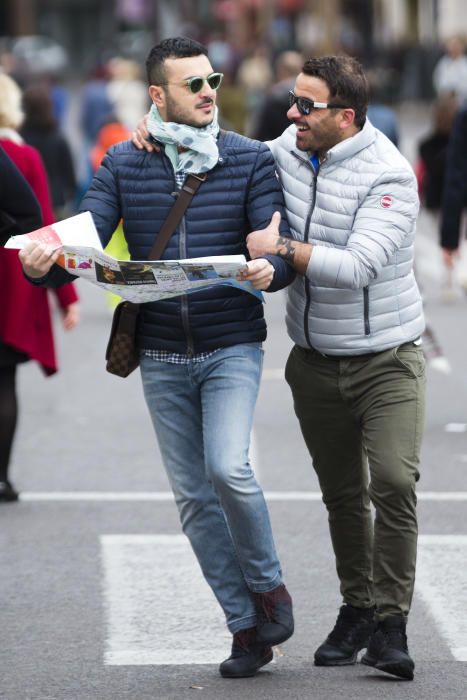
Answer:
[{"left": 9, "top": 212, "right": 272, "bottom": 302}]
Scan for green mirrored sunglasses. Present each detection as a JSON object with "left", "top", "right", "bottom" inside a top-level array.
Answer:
[{"left": 163, "top": 72, "right": 224, "bottom": 94}]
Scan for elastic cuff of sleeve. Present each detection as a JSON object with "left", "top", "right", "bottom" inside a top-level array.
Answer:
[{"left": 23, "top": 271, "right": 49, "bottom": 285}]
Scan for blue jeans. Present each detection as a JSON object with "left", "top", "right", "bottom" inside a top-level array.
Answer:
[{"left": 140, "top": 343, "right": 282, "bottom": 633}]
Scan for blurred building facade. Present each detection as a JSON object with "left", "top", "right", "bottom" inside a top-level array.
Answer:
[{"left": 1, "top": 0, "right": 467, "bottom": 99}]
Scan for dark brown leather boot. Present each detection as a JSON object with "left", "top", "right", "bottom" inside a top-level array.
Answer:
[
  {"left": 219, "top": 626, "right": 273, "bottom": 678},
  {"left": 253, "top": 583, "right": 294, "bottom": 645}
]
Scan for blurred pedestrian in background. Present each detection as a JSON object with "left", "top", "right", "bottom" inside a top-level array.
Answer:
[
  {"left": 416, "top": 94, "right": 459, "bottom": 213},
  {"left": 78, "top": 59, "right": 148, "bottom": 198},
  {"left": 237, "top": 45, "right": 273, "bottom": 133},
  {"left": 432, "top": 36, "right": 467, "bottom": 101},
  {"left": 90, "top": 115, "right": 131, "bottom": 309},
  {"left": 250, "top": 50, "right": 303, "bottom": 141},
  {"left": 366, "top": 72, "right": 400, "bottom": 147},
  {"left": 79, "top": 64, "right": 114, "bottom": 148},
  {"left": 206, "top": 33, "right": 237, "bottom": 83},
  {"left": 78, "top": 65, "right": 114, "bottom": 198},
  {"left": 0, "top": 74, "right": 80, "bottom": 503},
  {"left": 440, "top": 100, "right": 467, "bottom": 290},
  {"left": 106, "top": 57, "right": 149, "bottom": 132},
  {"left": 412, "top": 93, "right": 459, "bottom": 370},
  {"left": 90, "top": 118, "right": 130, "bottom": 173},
  {"left": 0, "top": 74, "right": 66, "bottom": 230},
  {"left": 20, "top": 82, "right": 77, "bottom": 220},
  {"left": 0, "top": 146, "right": 43, "bottom": 502},
  {"left": 44, "top": 71, "right": 70, "bottom": 131}
]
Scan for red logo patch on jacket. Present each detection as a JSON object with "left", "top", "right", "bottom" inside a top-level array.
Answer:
[{"left": 380, "top": 195, "right": 393, "bottom": 208}]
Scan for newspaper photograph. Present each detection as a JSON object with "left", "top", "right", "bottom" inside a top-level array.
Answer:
[{"left": 5, "top": 211, "right": 263, "bottom": 303}]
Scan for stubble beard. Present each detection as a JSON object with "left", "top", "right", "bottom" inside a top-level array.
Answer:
[{"left": 165, "top": 91, "right": 214, "bottom": 128}]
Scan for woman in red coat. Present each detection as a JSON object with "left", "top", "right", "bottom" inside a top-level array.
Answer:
[{"left": 0, "top": 74, "right": 80, "bottom": 502}]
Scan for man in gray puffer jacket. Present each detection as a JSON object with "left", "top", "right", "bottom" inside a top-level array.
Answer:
[{"left": 247, "top": 55, "right": 425, "bottom": 681}]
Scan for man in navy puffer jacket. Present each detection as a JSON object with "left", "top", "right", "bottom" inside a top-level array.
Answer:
[{"left": 19, "top": 37, "right": 295, "bottom": 678}]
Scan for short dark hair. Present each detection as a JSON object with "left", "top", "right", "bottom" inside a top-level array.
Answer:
[
  {"left": 146, "top": 36, "right": 208, "bottom": 86},
  {"left": 301, "top": 56, "right": 368, "bottom": 128},
  {"left": 21, "top": 82, "right": 57, "bottom": 131}
]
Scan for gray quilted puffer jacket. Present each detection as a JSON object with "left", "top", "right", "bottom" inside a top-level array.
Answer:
[{"left": 268, "top": 118, "right": 425, "bottom": 355}]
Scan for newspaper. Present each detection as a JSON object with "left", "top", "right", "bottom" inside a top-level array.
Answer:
[{"left": 5, "top": 211, "right": 263, "bottom": 303}]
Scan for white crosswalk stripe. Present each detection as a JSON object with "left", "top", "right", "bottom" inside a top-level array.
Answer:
[
  {"left": 101, "top": 533, "right": 467, "bottom": 666},
  {"left": 416, "top": 535, "right": 467, "bottom": 661},
  {"left": 101, "top": 535, "right": 230, "bottom": 665},
  {"left": 20, "top": 491, "right": 467, "bottom": 501}
]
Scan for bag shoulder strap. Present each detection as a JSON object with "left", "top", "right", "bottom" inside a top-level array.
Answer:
[{"left": 147, "top": 172, "right": 207, "bottom": 260}]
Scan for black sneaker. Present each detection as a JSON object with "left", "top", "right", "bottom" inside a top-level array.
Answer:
[
  {"left": 0, "top": 480, "right": 19, "bottom": 502},
  {"left": 219, "top": 627, "right": 273, "bottom": 678},
  {"left": 362, "top": 615, "right": 414, "bottom": 680},
  {"left": 252, "top": 583, "right": 294, "bottom": 646},
  {"left": 314, "top": 604, "right": 375, "bottom": 666}
]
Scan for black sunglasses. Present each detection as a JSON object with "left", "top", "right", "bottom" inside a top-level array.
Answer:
[
  {"left": 288, "top": 90, "right": 347, "bottom": 115},
  {"left": 163, "top": 72, "right": 224, "bottom": 94}
]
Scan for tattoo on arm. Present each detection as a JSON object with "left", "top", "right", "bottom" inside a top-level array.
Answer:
[{"left": 276, "top": 236, "right": 295, "bottom": 262}]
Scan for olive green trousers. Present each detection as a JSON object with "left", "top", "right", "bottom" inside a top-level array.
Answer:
[{"left": 285, "top": 341, "right": 426, "bottom": 619}]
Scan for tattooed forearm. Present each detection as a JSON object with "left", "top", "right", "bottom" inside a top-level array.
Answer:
[
  {"left": 276, "top": 236, "right": 296, "bottom": 262},
  {"left": 272, "top": 235, "right": 312, "bottom": 275}
]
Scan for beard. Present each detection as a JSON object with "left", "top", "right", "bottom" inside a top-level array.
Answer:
[
  {"left": 164, "top": 90, "right": 214, "bottom": 128},
  {"left": 295, "top": 119, "right": 341, "bottom": 154}
]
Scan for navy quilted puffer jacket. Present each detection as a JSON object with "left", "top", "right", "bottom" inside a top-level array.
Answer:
[{"left": 78, "top": 130, "right": 294, "bottom": 353}]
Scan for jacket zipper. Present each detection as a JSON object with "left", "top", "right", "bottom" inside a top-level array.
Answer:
[
  {"left": 294, "top": 153, "right": 371, "bottom": 340},
  {"left": 300, "top": 157, "right": 319, "bottom": 348},
  {"left": 176, "top": 146, "right": 224, "bottom": 356},
  {"left": 178, "top": 207, "right": 194, "bottom": 356},
  {"left": 363, "top": 286, "right": 370, "bottom": 335}
]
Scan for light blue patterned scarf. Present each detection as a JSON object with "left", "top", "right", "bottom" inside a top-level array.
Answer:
[{"left": 147, "top": 104, "right": 220, "bottom": 174}]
